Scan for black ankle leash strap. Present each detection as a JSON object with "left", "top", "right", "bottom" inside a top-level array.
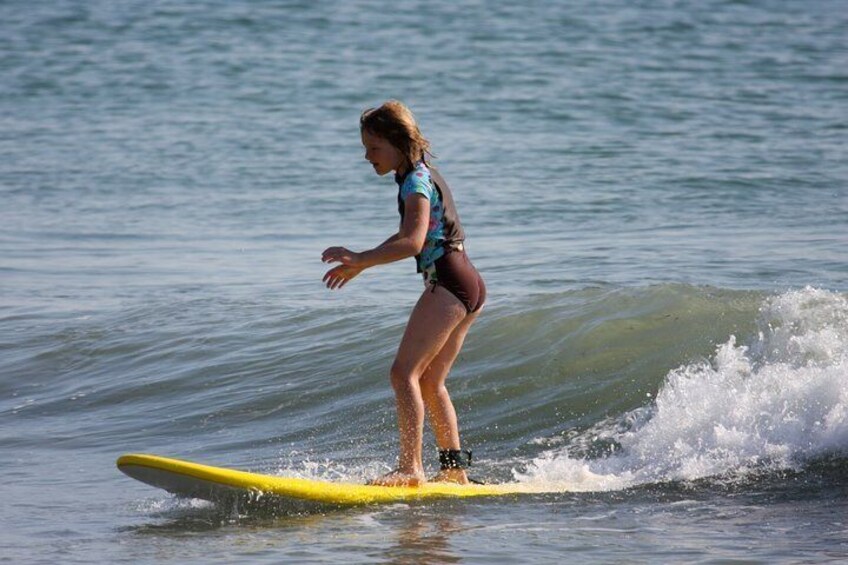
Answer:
[{"left": 439, "top": 449, "right": 472, "bottom": 470}]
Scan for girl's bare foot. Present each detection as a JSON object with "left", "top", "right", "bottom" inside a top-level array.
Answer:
[
  {"left": 432, "top": 468, "right": 469, "bottom": 484},
  {"left": 367, "top": 469, "right": 426, "bottom": 487}
]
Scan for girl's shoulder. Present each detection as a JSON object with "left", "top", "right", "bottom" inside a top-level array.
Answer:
[{"left": 399, "top": 162, "right": 434, "bottom": 199}]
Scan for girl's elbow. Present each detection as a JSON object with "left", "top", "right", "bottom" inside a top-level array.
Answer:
[
  {"left": 396, "top": 232, "right": 425, "bottom": 258},
  {"left": 397, "top": 239, "right": 423, "bottom": 260},
  {"left": 409, "top": 238, "right": 426, "bottom": 256}
]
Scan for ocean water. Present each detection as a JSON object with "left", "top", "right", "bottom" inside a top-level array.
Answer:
[{"left": 2, "top": 0, "right": 847, "bottom": 562}]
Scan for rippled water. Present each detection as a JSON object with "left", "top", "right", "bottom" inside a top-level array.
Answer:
[{"left": 2, "top": 0, "right": 847, "bottom": 563}]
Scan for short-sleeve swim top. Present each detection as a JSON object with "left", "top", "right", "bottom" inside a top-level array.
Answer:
[{"left": 395, "top": 162, "right": 465, "bottom": 273}]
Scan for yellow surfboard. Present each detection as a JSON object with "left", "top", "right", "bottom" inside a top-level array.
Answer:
[{"left": 117, "top": 453, "right": 537, "bottom": 507}]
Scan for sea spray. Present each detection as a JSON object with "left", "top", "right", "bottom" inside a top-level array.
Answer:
[{"left": 517, "top": 288, "right": 848, "bottom": 491}]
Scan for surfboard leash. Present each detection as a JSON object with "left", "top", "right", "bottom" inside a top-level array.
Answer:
[{"left": 438, "top": 449, "right": 485, "bottom": 485}]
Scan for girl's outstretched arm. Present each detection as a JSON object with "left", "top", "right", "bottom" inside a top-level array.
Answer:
[
  {"left": 322, "top": 194, "right": 428, "bottom": 273},
  {"left": 322, "top": 232, "right": 405, "bottom": 290}
]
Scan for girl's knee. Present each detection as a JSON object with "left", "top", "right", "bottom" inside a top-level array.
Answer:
[
  {"left": 419, "top": 378, "right": 437, "bottom": 400},
  {"left": 390, "top": 361, "right": 418, "bottom": 390},
  {"left": 420, "top": 378, "right": 447, "bottom": 401}
]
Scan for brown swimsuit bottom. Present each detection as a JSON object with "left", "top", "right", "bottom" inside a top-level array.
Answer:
[{"left": 430, "top": 249, "right": 486, "bottom": 314}]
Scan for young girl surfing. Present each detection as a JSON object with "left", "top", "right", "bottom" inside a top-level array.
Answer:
[{"left": 322, "top": 100, "right": 486, "bottom": 487}]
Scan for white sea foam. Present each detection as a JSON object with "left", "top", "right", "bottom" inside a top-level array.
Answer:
[{"left": 518, "top": 287, "right": 848, "bottom": 491}]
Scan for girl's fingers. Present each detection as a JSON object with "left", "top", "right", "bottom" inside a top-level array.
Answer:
[
  {"left": 323, "top": 269, "right": 346, "bottom": 289},
  {"left": 323, "top": 263, "right": 361, "bottom": 290},
  {"left": 322, "top": 246, "right": 349, "bottom": 263}
]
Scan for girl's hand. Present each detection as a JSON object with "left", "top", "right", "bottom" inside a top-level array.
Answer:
[
  {"left": 323, "top": 264, "right": 363, "bottom": 290},
  {"left": 321, "top": 246, "right": 363, "bottom": 267}
]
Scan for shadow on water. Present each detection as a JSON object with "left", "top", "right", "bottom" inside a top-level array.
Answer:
[
  {"left": 118, "top": 494, "right": 484, "bottom": 564},
  {"left": 118, "top": 493, "right": 356, "bottom": 534}
]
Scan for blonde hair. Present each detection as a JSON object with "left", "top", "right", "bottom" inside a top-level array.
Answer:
[{"left": 360, "top": 100, "right": 433, "bottom": 169}]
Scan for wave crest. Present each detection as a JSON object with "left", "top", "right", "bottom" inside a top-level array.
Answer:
[{"left": 517, "top": 287, "right": 848, "bottom": 491}]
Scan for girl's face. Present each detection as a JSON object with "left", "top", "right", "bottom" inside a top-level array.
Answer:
[{"left": 361, "top": 130, "right": 405, "bottom": 176}]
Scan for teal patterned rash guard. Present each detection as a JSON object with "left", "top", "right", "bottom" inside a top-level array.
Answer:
[{"left": 395, "top": 161, "right": 465, "bottom": 279}]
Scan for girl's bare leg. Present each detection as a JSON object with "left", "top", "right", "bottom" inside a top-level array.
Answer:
[
  {"left": 369, "top": 285, "right": 467, "bottom": 487},
  {"left": 420, "top": 309, "right": 481, "bottom": 484}
]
